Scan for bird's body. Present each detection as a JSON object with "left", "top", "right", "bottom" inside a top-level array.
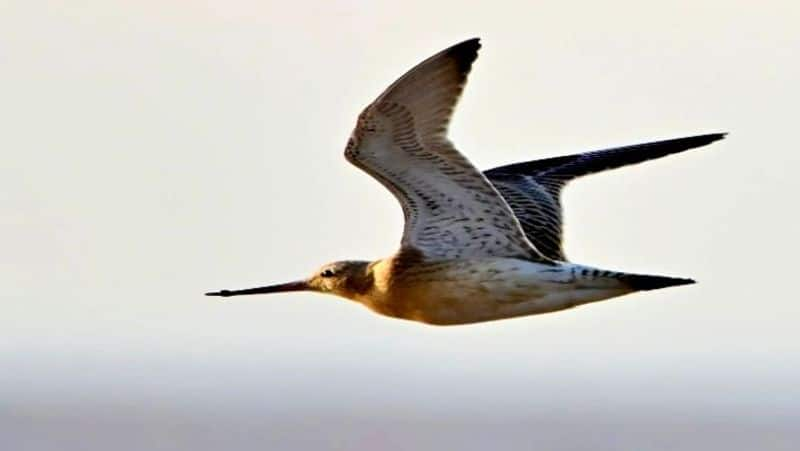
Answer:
[
  {"left": 207, "top": 38, "right": 723, "bottom": 325},
  {"left": 345, "top": 256, "right": 629, "bottom": 325},
  {"left": 281, "top": 253, "right": 689, "bottom": 325}
]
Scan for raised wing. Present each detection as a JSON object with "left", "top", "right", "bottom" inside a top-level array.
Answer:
[
  {"left": 485, "top": 133, "right": 726, "bottom": 261},
  {"left": 345, "top": 39, "right": 550, "bottom": 262}
]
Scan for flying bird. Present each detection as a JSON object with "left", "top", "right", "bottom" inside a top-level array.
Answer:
[{"left": 207, "top": 38, "right": 724, "bottom": 325}]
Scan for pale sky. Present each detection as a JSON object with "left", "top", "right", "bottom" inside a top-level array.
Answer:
[{"left": 2, "top": 1, "right": 799, "bottom": 449}]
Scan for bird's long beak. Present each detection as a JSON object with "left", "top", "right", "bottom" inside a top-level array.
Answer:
[{"left": 205, "top": 280, "right": 309, "bottom": 298}]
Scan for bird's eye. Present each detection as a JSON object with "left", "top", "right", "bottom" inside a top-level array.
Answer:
[{"left": 320, "top": 268, "right": 335, "bottom": 278}]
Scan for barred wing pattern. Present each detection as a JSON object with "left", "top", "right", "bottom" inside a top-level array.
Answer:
[
  {"left": 345, "top": 39, "right": 550, "bottom": 263},
  {"left": 488, "top": 173, "right": 566, "bottom": 261},
  {"left": 485, "top": 133, "right": 726, "bottom": 261}
]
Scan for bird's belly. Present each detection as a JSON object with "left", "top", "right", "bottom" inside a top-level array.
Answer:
[{"left": 377, "top": 259, "right": 630, "bottom": 325}]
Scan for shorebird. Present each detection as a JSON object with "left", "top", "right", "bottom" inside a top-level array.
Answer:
[{"left": 207, "top": 38, "right": 724, "bottom": 325}]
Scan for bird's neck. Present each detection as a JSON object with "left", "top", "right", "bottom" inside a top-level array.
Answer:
[{"left": 341, "top": 260, "right": 376, "bottom": 298}]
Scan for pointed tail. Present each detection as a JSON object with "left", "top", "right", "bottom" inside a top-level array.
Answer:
[
  {"left": 485, "top": 133, "right": 726, "bottom": 181},
  {"left": 618, "top": 273, "right": 696, "bottom": 291}
]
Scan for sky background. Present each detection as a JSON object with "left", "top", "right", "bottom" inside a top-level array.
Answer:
[{"left": 2, "top": 1, "right": 799, "bottom": 449}]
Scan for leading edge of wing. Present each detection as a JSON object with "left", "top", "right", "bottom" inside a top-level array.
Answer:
[{"left": 345, "top": 39, "right": 552, "bottom": 263}]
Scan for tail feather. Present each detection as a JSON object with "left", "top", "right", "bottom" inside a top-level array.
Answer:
[
  {"left": 485, "top": 133, "right": 726, "bottom": 182},
  {"left": 619, "top": 273, "right": 696, "bottom": 291}
]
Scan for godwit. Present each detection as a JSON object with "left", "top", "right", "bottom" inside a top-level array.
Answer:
[{"left": 207, "top": 38, "right": 724, "bottom": 325}]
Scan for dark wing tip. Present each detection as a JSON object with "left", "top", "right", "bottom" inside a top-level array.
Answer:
[
  {"left": 443, "top": 38, "right": 482, "bottom": 75},
  {"left": 485, "top": 132, "right": 728, "bottom": 180},
  {"left": 694, "top": 132, "right": 728, "bottom": 144},
  {"left": 205, "top": 290, "right": 231, "bottom": 297},
  {"left": 368, "top": 37, "right": 483, "bottom": 109}
]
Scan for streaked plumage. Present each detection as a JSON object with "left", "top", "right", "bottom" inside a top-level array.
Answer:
[
  {"left": 485, "top": 133, "right": 725, "bottom": 260},
  {"left": 344, "top": 39, "right": 546, "bottom": 263},
  {"left": 207, "top": 38, "right": 725, "bottom": 325}
]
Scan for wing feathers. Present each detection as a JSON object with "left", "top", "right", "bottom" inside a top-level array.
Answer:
[
  {"left": 486, "top": 133, "right": 726, "bottom": 182},
  {"left": 346, "top": 39, "right": 550, "bottom": 262},
  {"left": 373, "top": 38, "right": 480, "bottom": 145},
  {"left": 346, "top": 39, "right": 724, "bottom": 264},
  {"left": 485, "top": 133, "right": 726, "bottom": 261}
]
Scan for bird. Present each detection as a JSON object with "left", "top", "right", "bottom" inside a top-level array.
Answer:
[{"left": 206, "top": 38, "right": 725, "bottom": 325}]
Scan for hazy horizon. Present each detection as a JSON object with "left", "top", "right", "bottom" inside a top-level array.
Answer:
[{"left": 3, "top": 1, "right": 799, "bottom": 449}]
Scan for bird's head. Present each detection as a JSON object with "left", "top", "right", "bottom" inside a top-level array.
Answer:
[{"left": 206, "top": 260, "right": 373, "bottom": 300}]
